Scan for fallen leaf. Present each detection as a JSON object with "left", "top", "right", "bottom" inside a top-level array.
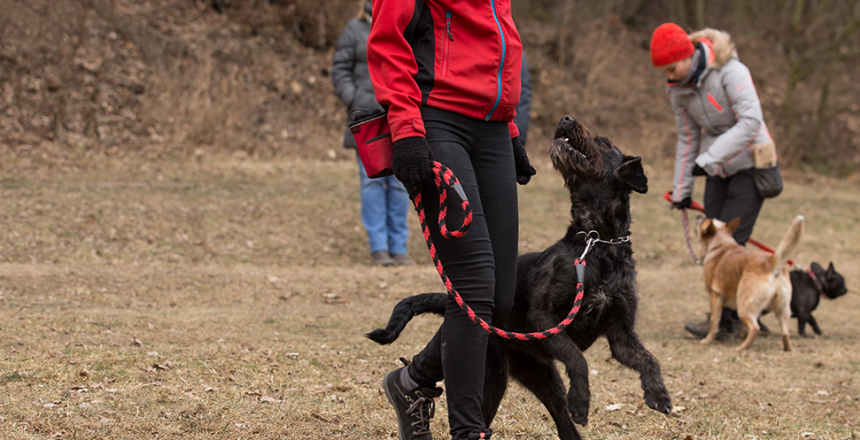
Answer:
[
  {"left": 260, "top": 396, "right": 279, "bottom": 403},
  {"left": 605, "top": 403, "right": 624, "bottom": 411},
  {"left": 671, "top": 406, "right": 687, "bottom": 414},
  {"left": 355, "top": 374, "right": 372, "bottom": 384},
  {"left": 131, "top": 338, "right": 142, "bottom": 347}
]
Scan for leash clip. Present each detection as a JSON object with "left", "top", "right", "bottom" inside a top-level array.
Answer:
[{"left": 576, "top": 230, "right": 600, "bottom": 260}]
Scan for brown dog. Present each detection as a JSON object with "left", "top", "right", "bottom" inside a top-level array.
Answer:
[{"left": 696, "top": 215, "right": 805, "bottom": 351}]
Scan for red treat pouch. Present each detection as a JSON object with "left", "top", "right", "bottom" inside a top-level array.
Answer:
[{"left": 349, "top": 109, "right": 393, "bottom": 178}]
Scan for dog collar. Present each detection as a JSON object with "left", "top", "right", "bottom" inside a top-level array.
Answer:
[
  {"left": 806, "top": 268, "right": 824, "bottom": 297},
  {"left": 574, "top": 230, "right": 631, "bottom": 261}
]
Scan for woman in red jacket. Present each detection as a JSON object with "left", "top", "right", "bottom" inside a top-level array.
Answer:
[{"left": 367, "top": 1, "right": 534, "bottom": 439}]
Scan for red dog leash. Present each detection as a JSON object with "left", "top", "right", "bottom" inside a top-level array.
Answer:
[
  {"left": 412, "top": 162, "right": 585, "bottom": 341},
  {"left": 663, "top": 191, "right": 794, "bottom": 266}
]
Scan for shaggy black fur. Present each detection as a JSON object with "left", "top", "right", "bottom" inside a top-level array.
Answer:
[
  {"left": 790, "top": 262, "right": 848, "bottom": 337},
  {"left": 367, "top": 116, "right": 672, "bottom": 440}
]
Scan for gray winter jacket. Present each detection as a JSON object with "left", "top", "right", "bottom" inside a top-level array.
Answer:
[
  {"left": 331, "top": 2, "right": 383, "bottom": 149},
  {"left": 669, "top": 30, "right": 773, "bottom": 203}
]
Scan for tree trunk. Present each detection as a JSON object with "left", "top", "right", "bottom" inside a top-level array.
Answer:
[
  {"left": 558, "top": 0, "right": 573, "bottom": 80},
  {"left": 810, "top": 64, "right": 834, "bottom": 154}
]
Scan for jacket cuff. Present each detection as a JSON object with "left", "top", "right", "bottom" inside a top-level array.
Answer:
[
  {"left": 391, "top": 118, "right": 426, "bottom": 142},
  {"left": 508, "top": 121, "right": 520, "bottom": 139},
  {"left": 695, "top": 156, "right": 719, "bottom": 176}
]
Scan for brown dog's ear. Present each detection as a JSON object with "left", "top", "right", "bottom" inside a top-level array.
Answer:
[
  {"left": 614, "top": 155, "right": 648, "bottom": 194},
  {"left": 698, "top": 218, "right": 716, "bottom": 241},
  {"left": 726, "top": 217, "right": 741, "bottom": 234}
]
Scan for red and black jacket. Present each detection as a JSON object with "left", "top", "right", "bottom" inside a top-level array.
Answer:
[{"left": 367, "top": 0, "right": 523, "bottom": 142}]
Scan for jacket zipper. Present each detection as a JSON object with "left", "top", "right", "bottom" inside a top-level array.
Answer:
[
  {"left": 485, "top": 0, "right": 505, "bottom": 121},
  {"left": 442, "top": 12, "right": 453, "bottom": 77}
]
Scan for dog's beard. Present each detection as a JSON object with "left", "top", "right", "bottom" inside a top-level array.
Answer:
[{"left": 550, "top": 132, "right": 605, "bottom": 181}]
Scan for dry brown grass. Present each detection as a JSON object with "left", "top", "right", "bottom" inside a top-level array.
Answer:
[{"left": 1, "top": 150, "right": 859, "bottom": 439}]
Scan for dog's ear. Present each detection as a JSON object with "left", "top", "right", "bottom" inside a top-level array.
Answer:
[
  {"left": 614, "top": 155, "right": 648, "bottom": 194},
  {"left": 726, "top": 217, "right": 741, "bottom": 234},
  {"left": 827, "top": 262, "right": 835, "bottom": 275},
  {"left": 698, "top": 218, "right": 716, "bottom": 241}
]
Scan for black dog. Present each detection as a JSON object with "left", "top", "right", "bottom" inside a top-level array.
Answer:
[
  {"left": 790, "top": 262, "right": 848, "bottom": 337},
  {"left": 368, "top": 116, "right": 672, "bottom": 440}
]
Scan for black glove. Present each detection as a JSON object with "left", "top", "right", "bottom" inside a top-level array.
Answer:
[
  {"left": 392, "top": 136, "right": 435, "bottom": 195},
  {"left": 512, "top": 137, "right": 536, "bottom": 185},
  {"left": 692, "top": 164, "right": 707, "bottom": 176},
  {"left": 672, "top": 197, "right": 692, "bottom": 210}
]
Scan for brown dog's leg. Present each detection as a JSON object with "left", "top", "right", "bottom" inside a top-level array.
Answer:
[
  {"left": 771, "top": 281, "right": 793, "bottom": 352},
  {"left": 736, "top": 313, "right": 760, "bottom": 350},
  {"left": 701, "top": 292, "right": 724, "bottom": 345}
]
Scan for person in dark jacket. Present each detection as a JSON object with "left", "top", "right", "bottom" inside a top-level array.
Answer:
[
  {"left": 651, "top": 23, "right": 774, "bottom": 340},
  {"left": 367, "top": 1, "right": 535, "bottom": 439},
  {"left": 331, "top": 0, "right": 413, "bottom": 267},
  {"left": 513, "top": 56, "right": 532, "bottom": 146}
]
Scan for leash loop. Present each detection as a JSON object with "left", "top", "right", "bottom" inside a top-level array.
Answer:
[
  {"left": 410, "top": 161, "right": 587, "bottom": 341},
  {"left": 681, "top": 208, "right": 703, "bottom": 265}
]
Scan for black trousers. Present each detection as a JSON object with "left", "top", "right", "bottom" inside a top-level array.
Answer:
[
  {"left": 407, "top": 106, "right": 518, "bottom": 439},
  {"left": 703, "top": 168, "right": 764, "bottom": 331}
]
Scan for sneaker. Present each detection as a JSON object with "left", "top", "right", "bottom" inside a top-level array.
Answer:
[
  {"left": 382, "top": 366, "right": 442, "bottom": 440},
  {"left": 392, "top": 254, "right": 414, "bottom": 266},
  {"left": 372, "top": 251, "right": 395, "bottom": 267},
  {"left": 684, "top": 318, "right": 736, "bottom": 341}
]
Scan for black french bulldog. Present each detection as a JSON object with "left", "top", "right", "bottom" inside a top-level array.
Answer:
[{"left": 790, "top": 262, "right": 848, "bottom": 337}]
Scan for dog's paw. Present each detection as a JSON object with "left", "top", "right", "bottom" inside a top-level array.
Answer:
[
  {"left": 570, "top": 408, "right": 588, "bottom": 426},
  {"left": 567, "top": 396, "right": 589, "bottom": 426},
  {"left": 644, "top": 389, "right": 672, "bottom": 415}
]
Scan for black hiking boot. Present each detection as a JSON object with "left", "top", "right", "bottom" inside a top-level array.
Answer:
[
  {"left": 684, "top": 316, "right": 737, "bottom": 341},
  {"left": 382, "top": 366, "right": 443, "bottom": 440}
]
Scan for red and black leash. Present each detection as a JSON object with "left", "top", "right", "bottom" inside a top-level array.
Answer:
[{"left": 411, "top": 162, "right": 585, "bottom": 341}]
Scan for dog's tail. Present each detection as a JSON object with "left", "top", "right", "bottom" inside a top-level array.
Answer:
[
  {"left": 768, "top": 215, "right": 805, "bottom": 273},
  {"left": 366, "top": 292, "right": 449, "bottom": 345}
]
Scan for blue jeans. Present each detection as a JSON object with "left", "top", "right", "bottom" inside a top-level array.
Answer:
[{"left": 357, "top": 152, "right": 411, "bottom": 255}]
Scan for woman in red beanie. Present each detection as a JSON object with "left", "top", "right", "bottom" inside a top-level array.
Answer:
[{"left": 651, "top": 23, "right": 775, "bottom": 341}]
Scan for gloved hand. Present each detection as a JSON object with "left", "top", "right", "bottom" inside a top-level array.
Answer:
[
  {"left": 672, "top": 197, "right": 692, "bottom": 210},
  {"left": 512, "top": 137, "right": 536, "bottom": 185},
  {"left": 692, "top": 164, "right": 707, "bottom": 176},
  {"left": 392, "top": 136, "right": 436, "bottom": 195}
]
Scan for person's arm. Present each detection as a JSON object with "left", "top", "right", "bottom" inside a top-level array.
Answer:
[
  {"left": 366, "top": 0, "right": 426, "bottom": 142},
  {"left": 331, "top": 20, "right": 359, "bottom": 110},
  {"left": 694, "top": 61, "right": 764, "bottom": 174},
  {"left": 513, "top": 56, "right": 531, "bottom": 145},
  {"left": 672, "top": 98, "right": 703, "bottom": 203}
]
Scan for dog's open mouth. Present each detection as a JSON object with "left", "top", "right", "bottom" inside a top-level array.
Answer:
[{"left": 557, "top": 136, "right": 589, "bottom": 160}]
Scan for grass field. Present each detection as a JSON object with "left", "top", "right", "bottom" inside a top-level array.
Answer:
[{"left": 0, "top": 152, "right": 858, "bottom": 439}]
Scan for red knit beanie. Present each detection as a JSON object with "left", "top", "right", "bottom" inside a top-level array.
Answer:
[{"left": 650, "top": 23, "right": 695, "bottom": 67}]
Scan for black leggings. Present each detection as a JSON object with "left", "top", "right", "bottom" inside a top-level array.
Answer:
[
  {"left": 703, "top": 169, "right": 764, "bottom": 331},
  {"left": 407, "top": 106, "right": 518, "bottom": 439},
  {"left": 703, "top": 168, "right": 763, "bottom": 246}
]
